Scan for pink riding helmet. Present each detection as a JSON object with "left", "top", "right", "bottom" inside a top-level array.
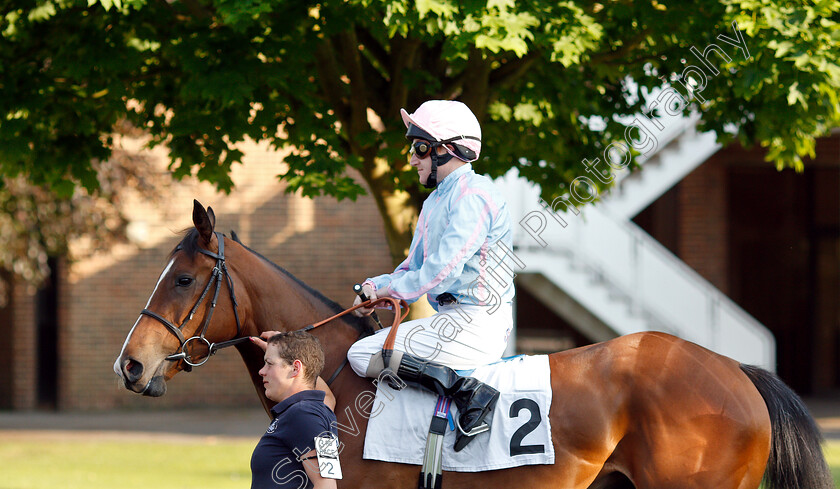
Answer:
[{"left": 400, "top": 100, "right": 482, "bottom": 162}]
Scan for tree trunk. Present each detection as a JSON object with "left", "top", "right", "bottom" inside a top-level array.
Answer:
[
  {"left": 361, "top": 155, "right": 436, "bottom": 319},
  {"left": 367, "top": 168, "right": 417, "bottom": 266}
]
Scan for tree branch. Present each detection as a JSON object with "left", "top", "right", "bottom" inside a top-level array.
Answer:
[
  {"left": 355, "top": 27, "right": 391, "bottom": 77},
  {"left": 338, "top": 30, "right": 371, "bottom": 143},
  {"left": 178, "top": 0, "right": 214, "bottom": 21},
  {"left": 589, "top": 28, "right": 653, "bottom": 64},
  {"left": 438, "top": 48, "right": 492, "bottom": 119},
  {"left": 313, "top": 37, "right": 350, "bottom": 123},
  {"left": 351, "top": 31, "right": 390, "bottom": 120},
  {"left": 359, "top": 56, "right": 389, "bottom": 120},
  {"left": 387, "top": 36, "right": 421, "bottom": 117},
  {"left": 440, "top": 49, "right": 472, "bottom": 101},
  {"left": 456, "top": 49, "right": 493, "bottom": 121},
  {"left": 488, "top": 51, "right": 542, "bottom": 90}
]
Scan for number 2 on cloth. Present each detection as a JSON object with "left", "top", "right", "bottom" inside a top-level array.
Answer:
[{"left": 509, "top": 398, "right": 546, "bottom": 456}]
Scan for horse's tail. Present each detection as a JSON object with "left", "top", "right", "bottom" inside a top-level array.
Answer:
[{"left": 740, "top": 364, "right": 833, "bottom": 489}]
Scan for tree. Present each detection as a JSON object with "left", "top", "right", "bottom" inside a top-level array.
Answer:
[
  {"left": 0, "top": 125, "right": 167, "bottom": 302},
  {"left": 1, "top": 0, "right": 838, "bottom": 268}
]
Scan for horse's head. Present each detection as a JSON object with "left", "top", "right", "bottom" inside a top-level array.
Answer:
[{"left": 114, "top": 200, "right": 248, "bottom": 396}]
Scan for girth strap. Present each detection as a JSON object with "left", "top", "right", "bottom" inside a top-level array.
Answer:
[{"left": 419, "top": 396, "right": 452, "bottom": 489}]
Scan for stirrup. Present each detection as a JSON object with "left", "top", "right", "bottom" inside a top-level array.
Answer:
[{"left": 453, "top": 416, "right": 490, "bottom": 437}]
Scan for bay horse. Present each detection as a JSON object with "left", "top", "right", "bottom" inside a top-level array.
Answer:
[{"left": 114, "top": 200, "right": 833, "bottom": 489}]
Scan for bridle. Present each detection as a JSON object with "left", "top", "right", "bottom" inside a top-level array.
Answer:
[
  {"left": 138, "top": 230, "right": 410, "bottom": 385},
  {"left": 140, "top": 231, "right": 248, "bottom": 370}
]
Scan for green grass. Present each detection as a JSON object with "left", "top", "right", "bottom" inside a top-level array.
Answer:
[
  {"left": 827, "top": 441, "right": 840, "bottom": 486},
  {"left": 0, "top": 437, "right": 255, "bottom": 489},
  {"left": 1, "top": 436, "right": 840, "bottom": 488}
]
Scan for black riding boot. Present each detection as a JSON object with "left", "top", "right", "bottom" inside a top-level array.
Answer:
[{"left": 394, "top": 352, "right": 500, "bottom": 452}]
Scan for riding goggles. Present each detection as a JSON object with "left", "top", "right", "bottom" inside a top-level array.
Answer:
[
  {"left": 408, "top": 138, "right": 480, "bottom": 163},
  {"left": 409, "top": 140, "right": 433, "bottom": 159}
]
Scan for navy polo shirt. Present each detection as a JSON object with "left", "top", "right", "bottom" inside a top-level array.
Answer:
[{"left": 251, "top": 390, "right": 338, "bottom": 489}]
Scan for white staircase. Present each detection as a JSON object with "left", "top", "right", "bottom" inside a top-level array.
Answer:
[
  {"left": 600, "top": 112, "right": 722, "bottom": 220},
  {"left": 496, "top": 120, "right": 776, "bottom": 370}
]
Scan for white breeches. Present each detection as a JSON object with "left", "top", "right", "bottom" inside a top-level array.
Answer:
[{"left": 347, "top": 303, "right": 513, "bottom": 377}]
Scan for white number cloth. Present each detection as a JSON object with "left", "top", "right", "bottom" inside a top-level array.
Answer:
[{"left": 361, "top": 355, "right": 554, "bottom": 471}]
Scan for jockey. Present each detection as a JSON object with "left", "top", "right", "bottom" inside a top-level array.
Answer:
[{"left": 347, "top": 100, "right": 515, "bottom": 452}]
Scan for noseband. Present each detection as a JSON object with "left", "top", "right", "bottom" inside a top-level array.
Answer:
[{"left": 140, "top": 231, "right": 248, "bottom": 370}]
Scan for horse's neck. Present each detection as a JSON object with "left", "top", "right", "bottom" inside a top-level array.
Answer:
[
  {"left": 233, "top": 249, "right": 366, "bottom": 415},
  {"left": 231, "top": 247, "right": 356, "bottom": 334},
  {"left": 234, "top": 341, "right": 276, "bottom": 415},
  {"left": 243, "top": 267, "right": 362, "bottom": 358}
]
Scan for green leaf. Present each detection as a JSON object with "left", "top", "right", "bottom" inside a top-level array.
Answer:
[
  {"left": 52, "top": 180, "right": 75, "bottom": 198},
  {"left": 787, "top": 82, "right": 807, "bottom": 108},
  {"left": 0, "top": 0, "right": 837, "bottom": 261}
]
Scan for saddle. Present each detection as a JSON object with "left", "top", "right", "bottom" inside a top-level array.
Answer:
[{"left": 363, "top": 355, "right": 555, "bottom": 485}]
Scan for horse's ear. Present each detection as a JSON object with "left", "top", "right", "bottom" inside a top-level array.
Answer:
[
  {"left": 192, "top": 199, "right": 215, "bottom": 243},
  {"left": 207, "top": 206, "right": 216, "bottom": 230}
]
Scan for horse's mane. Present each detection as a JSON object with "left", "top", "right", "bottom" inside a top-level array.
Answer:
[{"left": 172, "top": 228, "right": 369, "bottom": 333}]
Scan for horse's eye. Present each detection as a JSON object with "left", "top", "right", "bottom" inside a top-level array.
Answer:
[{"left": 177, "top": 276, "right": 193, "bottom": 287}]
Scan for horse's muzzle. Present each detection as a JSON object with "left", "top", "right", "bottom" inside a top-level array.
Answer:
[
  {"left": 117, "top": 356, "right": 167, "bottom": 397},
  {"left": 141, "top": 375, "right": 167, "bottom": 397}
]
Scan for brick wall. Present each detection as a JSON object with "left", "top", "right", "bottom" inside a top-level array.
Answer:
[
  {"left": 676, "top": 154, "right": 730, "bottom": 294},
  {"left": 634, "top": 153, "right": 731, "bottom": 293},
  {"left": 0, "top": 272, "right": 12, "bottom": 407},
  {"left": 10, "top": 280, "right": 37, "bottom": 409},
  {"left": 10, "top": 139, "right": 394, "bottom": 411},
  {"left": 637, "top": 134, "right": 840, "bottom": 392}
]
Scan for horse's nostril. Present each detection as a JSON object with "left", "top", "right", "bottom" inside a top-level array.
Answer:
[{"left": 123, "top": 357, "right": 144, "bottom": 382}]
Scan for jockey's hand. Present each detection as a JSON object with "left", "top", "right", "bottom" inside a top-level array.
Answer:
[{"left": 352, "top": 283, "right": 378, "bottom": 317}]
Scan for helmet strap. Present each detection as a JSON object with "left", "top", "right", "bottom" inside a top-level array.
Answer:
[{"left": 423, "top": 149, "right": 455, "bottom": 189}]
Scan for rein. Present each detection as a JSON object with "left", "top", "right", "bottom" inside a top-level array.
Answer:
[{"left": 295, "top": 296, "right": 410, "bottom": 386}]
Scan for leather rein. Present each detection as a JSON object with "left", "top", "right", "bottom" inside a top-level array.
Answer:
[
  {"left": 298, "top": 295, "right": 410, "bottom": 385},
  {"left": 139, "top": 231, "right": 410, "bottom": 384}
]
